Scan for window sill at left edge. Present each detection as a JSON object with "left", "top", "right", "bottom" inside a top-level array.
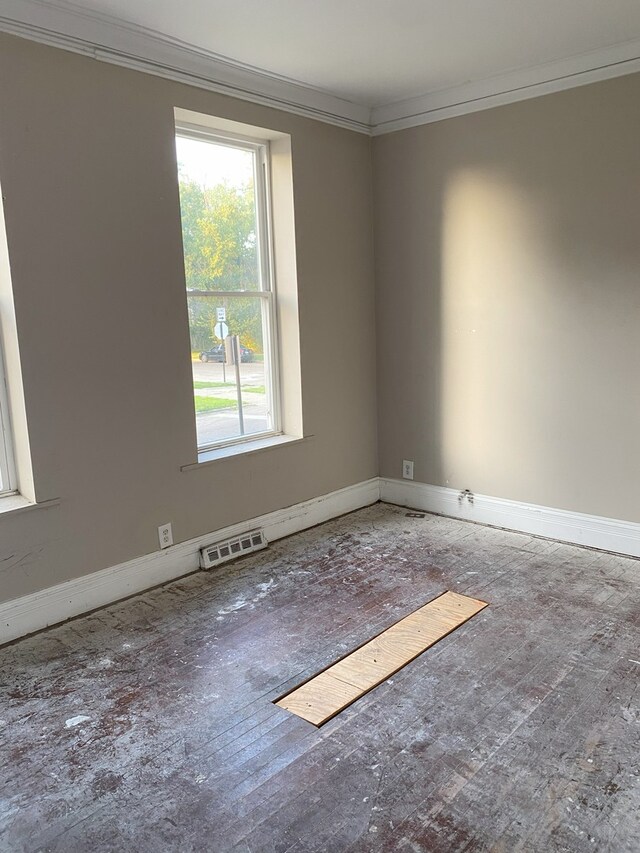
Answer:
[
  {"left": 0, "top": 493, "right": 60, "bottom": 518},
  {"left": 180, "top": 433, "right": 312, "bottom": 472}
]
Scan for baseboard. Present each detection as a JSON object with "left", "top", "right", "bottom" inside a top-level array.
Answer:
[
  {"left": 0, "top": 477, "right": 380, "bottom": 646},
  {"left": 5, "top": 475, "right": 637, "bottom": 645},
  {"left": 380, "top": 478, "right": 640, "bottom": 559}
]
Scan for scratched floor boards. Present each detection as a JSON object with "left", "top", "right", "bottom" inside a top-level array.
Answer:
[{"left": 1, "top": 504, "right": 639, "bottom": 852}]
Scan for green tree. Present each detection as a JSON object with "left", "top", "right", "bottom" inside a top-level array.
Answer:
[{"left": 178, "top": 173, "right": 263, "bottom": 352}]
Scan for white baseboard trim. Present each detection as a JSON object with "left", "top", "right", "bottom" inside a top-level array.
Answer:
[
  {"left": 380, "top": 478, "right": 640, "bottom": 559},
  {"left": 0, "top": 477, "right": 379, "bottom": 646},
  {"left": 4, "top": 476, "right": 638, "bottom": 645}
]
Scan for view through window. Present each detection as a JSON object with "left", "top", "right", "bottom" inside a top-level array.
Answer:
[
  {"left": 176, "top": 128, "right": 277, "bottom": 450},
  {"left": 0, "top": 365, "right": 14, "bottom": 495},
  {"left": 0, "top": 188, "right": 17, "bottom": 497}
]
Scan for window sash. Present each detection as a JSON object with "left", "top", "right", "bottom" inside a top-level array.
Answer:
[
  {"left": 190, "top": 293, "right": 280, "bottom": 453},
  {"left": 176, "top": 126, "right": 272, "bottom": 295},
  {"left": 186, "top": 290, "right": 272, "bottom": 299}
]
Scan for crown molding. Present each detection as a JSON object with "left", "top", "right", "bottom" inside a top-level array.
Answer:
[
  {"left": 0, "top": 0, "right": 372, "bottom": 134},
  {"left": 1, "top": 1, "right": 640, "bottom": 138},
  {"left": 370, "top": 38, "right": 640, "bottom": 135}
]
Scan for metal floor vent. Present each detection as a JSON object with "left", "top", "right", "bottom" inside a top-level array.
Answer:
[{"left": 200, "top": 529, "right": 268, "bottom": 569}]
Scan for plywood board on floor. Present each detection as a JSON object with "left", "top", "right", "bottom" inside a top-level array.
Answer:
[{"left": 275, "top": 589, "right": 488, "bottom": 726}]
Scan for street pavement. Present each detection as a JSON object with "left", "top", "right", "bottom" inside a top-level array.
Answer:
[{"left": 191, "top": 359, "right": 270, "bottom": 445}]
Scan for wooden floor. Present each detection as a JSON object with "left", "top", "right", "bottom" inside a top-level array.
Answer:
[{"left": 1, "top": 503, "right": 639, "bottom": 852}]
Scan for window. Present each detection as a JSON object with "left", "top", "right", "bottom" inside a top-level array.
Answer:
[
  {"left": 175, "top": 123, "right": 280, "bottom": 452},
  {"left": 0, "top": 188, "right": 19, "bottom": 499},
  {"left": 0, "top": 345, "right": 16, "bottom": 496}
]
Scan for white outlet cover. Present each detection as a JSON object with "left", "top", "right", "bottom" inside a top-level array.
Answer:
[
  {"left": 403, "top": 460, "right": 414, "bottom": 480},
  {"left": 158, "top": 523, "right": 173, "bottom": 549}
]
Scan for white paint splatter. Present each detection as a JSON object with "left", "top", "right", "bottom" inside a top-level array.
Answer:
[
  {"left": 0, "top": 807, "right": 20, "bottom": 821},
  {"left": 217, "top": 599, "right": 248, "bottom": 616},
  {"left": 65, "top": 715, "right": 91, "bottom": 728},
  {"left": 217, "top": 579, "right": 277, "bottom": 616}
]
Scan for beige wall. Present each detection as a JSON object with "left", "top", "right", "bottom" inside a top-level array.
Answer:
[
  {"left": 374, "top": 73, "right": 640, "bottom": 521},
  {"left": 3, "top": 33, "right": 640, "bottom": 608},
  {"left": 0, "top": 34, "right": 378, "bottom": 602}
]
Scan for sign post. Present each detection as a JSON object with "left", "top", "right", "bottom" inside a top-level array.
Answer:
[
  {"left": 232, "top": 335, "right": 244, "bottom": 436},
  {"left": 215, "top": 308, "right": 228, "bottom": 381}
]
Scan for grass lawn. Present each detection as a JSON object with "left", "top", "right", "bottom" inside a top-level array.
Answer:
[
  {"left": 194, "top": 396, "right": 238, "bottom": 413},
  {"left": 193, "top": 381, "right": 234, "bottom": 389},
  {"left": 193, "top": 382, "right": 265, "bottom": 393}
]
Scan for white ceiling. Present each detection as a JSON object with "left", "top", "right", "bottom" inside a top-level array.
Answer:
[
  {"left": 2, "top": 0, "right": 640, "bottom": 132},
  {"left": 34, "top": 0, "right": 640, "bottom": 106}
]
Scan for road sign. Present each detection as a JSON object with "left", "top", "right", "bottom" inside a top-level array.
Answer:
[
  {"left": 216, "top": 307, "right": 226, "bottom": 322},
  {"left": 214, "top": 321, "right": 229, "bottom": 339}
]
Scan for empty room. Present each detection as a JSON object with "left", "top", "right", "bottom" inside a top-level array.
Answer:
[{"left": 0, "top": 1, "right": 639, "bottom": 850}]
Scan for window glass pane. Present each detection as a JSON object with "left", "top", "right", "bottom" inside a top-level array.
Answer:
[
  {"left": 0, "top": 371, "right": 11, "bottom": 493},
  {"left": 177, "top": 130, "right": 278, "bottom": 451},
  {"left": 176, "top": 135, "right": 262, "bottom": 292},
  {"left": 0, "top": 435, "right": 10, "bottom": 493},
  {"left": 189, "top": 294, "right": 272, "bottom": 447}
]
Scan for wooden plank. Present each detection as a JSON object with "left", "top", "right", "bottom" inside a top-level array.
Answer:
[
  {"left": 274, "top": 672, "right": 362, "bottom": 727},
  {"left": 275, "top": 590, "right": 488, "bottom": 726}
]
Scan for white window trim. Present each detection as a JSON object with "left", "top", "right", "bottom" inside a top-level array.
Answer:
[
  {"left": 174, "top": 106, "right": 304, "bottom": 464},
  {"left": 176, "top": 122, "right": 283, "bottom": 454},
  {"left": 0, "top": 171, "right": 36, "bottom": 504}
]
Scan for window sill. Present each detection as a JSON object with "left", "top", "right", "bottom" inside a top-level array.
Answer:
[
  {"left": 181, "top": 433, "right": 311, "bottom": 472},
  {"left": 0, "top": 493, "right": 60, "bottom": 518}
]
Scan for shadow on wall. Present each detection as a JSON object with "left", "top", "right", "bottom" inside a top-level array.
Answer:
[{"left": 374, "top": 142, "right": 446, "bottom": 487}]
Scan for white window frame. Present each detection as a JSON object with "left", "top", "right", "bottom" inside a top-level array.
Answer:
[{"left": 176, "top": 123, "right": 282, "bottom": 453}]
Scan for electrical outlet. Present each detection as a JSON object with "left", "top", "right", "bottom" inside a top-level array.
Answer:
[
  {"left": 158, "top": 523, "right": 173, "bottom": 549},
  {"left": 402, "top": 460, "right": 414, "bottom": 480}
]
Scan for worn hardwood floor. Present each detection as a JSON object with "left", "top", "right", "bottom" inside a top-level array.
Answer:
[{"left": 1, "top": 502, "right": 639, "bottom": 852}]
